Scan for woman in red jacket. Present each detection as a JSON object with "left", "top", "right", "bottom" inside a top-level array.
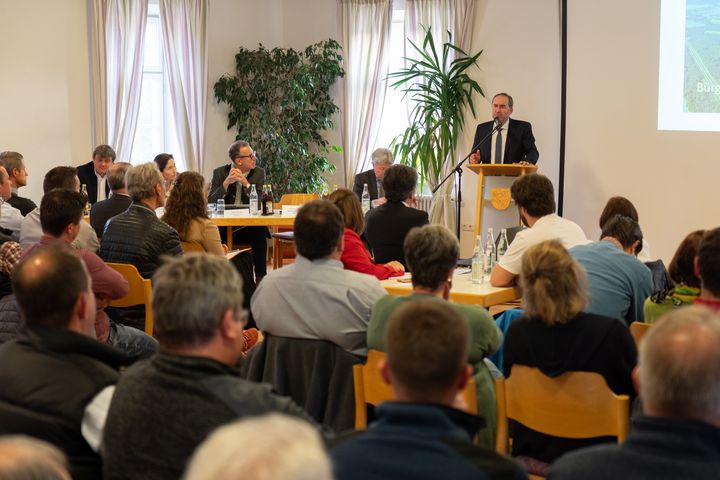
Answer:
[{"left": 329, "top": 188, "right": 404, "bottom": 280}]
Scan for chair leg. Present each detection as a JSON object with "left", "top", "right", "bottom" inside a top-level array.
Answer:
[{"left": 273, "top": 237, "right": 282, "bottom": 269}]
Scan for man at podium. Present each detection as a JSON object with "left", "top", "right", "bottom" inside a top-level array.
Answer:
[{"left": 469, "top": 93, "right": 539, "bottom": 165}]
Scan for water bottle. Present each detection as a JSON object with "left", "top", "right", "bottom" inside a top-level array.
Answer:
[
  {"left": 249, "top": 185, "right": 258, "bottom": 216},
  {"left": 216, "top": 198, "right": 225, "bottom": 216},
  {"left": 483, "top": 227, "right": 496, "bottom": 281},
  {"left": 497, "top": 228, "right": 509, "bottom": 260},
  {"left": 471, "top": 235, "right": 483, "bottom": 284},
  {"left": 361, "top": 183, "right": 370, "bottom": 214},
  {"left": 81, "top": 184, "right": 90, "bottom": 216}
]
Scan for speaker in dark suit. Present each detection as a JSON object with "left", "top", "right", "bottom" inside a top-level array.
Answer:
[{"left": 77, "top": 145, "right": 116, "bottom": 204}]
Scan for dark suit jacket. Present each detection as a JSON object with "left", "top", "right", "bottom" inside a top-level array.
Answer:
[
  {"left": 353, "top": 169, "right": 379, "bottom": 201},
  {"left": 89, "top": 194, "right": 132, "bottom": 238},
  {"left": 77, "top": 161, "right": 111, "bottom": 205},
  {"left": 7, "top": 193, "right": 36, "bottom": 216},
  {"left": 208, "top": 165, "right": 265, "bottom": 205},
  {"left": 364, "top": 201, "right": 429, "bottom": 266},
  {"left": 472, "top": 118, "right": 539, "bottom": 165}
]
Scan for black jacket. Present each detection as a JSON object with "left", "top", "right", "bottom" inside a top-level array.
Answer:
[
  {"left": 98, "top": 202, "right": 183, "bottom": 279},
  {"left": 353, "top": 169, "right": 379, "bottom": 201},
  {"left": 7, "top": 192, "right": 36, "bottom": 216},
  {"left": 89, "top": 194, "right": 132, "bottom": 238},
  {"left": 472, "top": 118, "right": 539, "bottom": 165},
  {"left": 364, "top": 201, "right": 429, "bottom": 266},
  {"left": 208, "top": 165, "right": 265, "bottom": 205},
  {"left": 77, "top": 161, "right": 111, "bottom": 205}
]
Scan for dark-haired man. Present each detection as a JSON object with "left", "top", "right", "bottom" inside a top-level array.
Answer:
[
  {"left": 77, "top": 144, "right": 115, "bottom": 204},
  {"left": 570, "top": 214, "right": 653, "bottom": 324},
  {"left": 252, "top": 200, "right": 387, "bottom": 356},
  {"left": 491, "top": 173, "right": 587, "bottom": 287},
  {"left": 0, "top": 151, "right": 36, "bottom": 215}
]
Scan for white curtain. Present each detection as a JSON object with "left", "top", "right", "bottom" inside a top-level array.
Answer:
[
  {"left": 405, "top": 0, "right": 476, "bottom": 232},
  {"left": 339, "top": 0, "right": 393, "bottom": 187},
  {"left": 158, "top": 0, "right": 208, "bottom": 173},
  {"left": 89, "top": 0, "right": 148, "bottom": 161}
]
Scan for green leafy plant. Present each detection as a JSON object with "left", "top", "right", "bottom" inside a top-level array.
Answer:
[
  {"left": 214, "top": 39, "right": 344, "bottom": 197},
  {"left": 388, "top": 28, "right": 484, "bottom": 189}
]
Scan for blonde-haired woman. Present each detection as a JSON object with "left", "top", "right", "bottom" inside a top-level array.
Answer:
[{"left": 503, "top": 240, "right": 636, "bottom": 469}]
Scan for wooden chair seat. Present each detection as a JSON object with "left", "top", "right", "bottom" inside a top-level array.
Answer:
[
  {"left": 629, "top": 321, "right": 652, "bottom": 345},
  {"left": 107, "top": 263, "right": 154, "bottom": 336}
]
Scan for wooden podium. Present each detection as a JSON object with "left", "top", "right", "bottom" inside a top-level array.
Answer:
[{"left": 467, "top": 163, "right": 538, "bottom": 240}]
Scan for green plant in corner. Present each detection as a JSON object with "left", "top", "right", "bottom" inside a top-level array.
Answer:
[
  {"left": 388, "top": 28, "right": 484, "bottom": 190},
  {"left": 214, "top": 39, "right": 344, "bottom": 197}
]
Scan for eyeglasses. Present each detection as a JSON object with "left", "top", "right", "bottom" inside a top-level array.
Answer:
[{"left": 236, "top": 151, "right": 257, "bottom": 160}]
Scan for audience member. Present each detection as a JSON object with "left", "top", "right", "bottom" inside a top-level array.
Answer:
[
  {"left": 20, "top": 166, "right": 100, "bottom": 252},
  {"left": 599, "top": 195, "right": 652, "bottom": 262},
  {"left": 184, "top": 414, "right": 332, "bottom": 480},
  {"left": 0, "top": 151, "right": 36, "bottom": 215},
  {"left": 208, "top": 140, "right": 268, "bottom": 280},
  {"left": 503, "top": 240, "right": 636, "bottom": 467},
  {"left": 353, "top": 147, "right": 393, "bottom": 205},
  {"left": 644, "top": 230, "right": 704, "bottom": 323},
  {"left": 25, "top": 189, "right": 156, "bottom": 359},
  {"left": 491, "top": 173, "right": 588, "bottom": 287},
  {"left": 570, "top": 214, "right": 653, "bottom": 324},
  {"left": 153, "top": 153, "right": 177, "bottom": 195},
  {"left": 98, "top": 162, "right": 182, "bottom": 279},
  {"left": 328, "top": 188, "right": 404, "bottom": 280},
  {"left": 77, "top": 144, "right": 115, "bottom": 204},
  {"left": 89, "top": 161, "right": 132, "bottom": 238},
  {"left": 103, "top": 254, "right": 312, "bottom": 480},
  {"left": 331, "top": 299, "right": 525, "bottom": 480},
  {"left": 368, "top": 224, "right": 502, "bottom": 447},
  {"left": 364, "top": 164, "right": 428, "bottom": 266},
  {"left": 0, "top": 436, "right": 71, "bottom": 480},
  {"left": 0, "top": 166, "right": 23, "bottom": 240},
  {"left": 252, "top": 200, "right": 387, "bottom": 356},
  {"left": 550, "top": 306, "right": 720, "bottom": 479},
  {"left": 694, "top": 227, "right": 720, "bottom": 313},
  {"left": 0, "top": 247, "right": 132, "bottom": 480}
]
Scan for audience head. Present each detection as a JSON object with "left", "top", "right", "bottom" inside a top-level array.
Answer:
[
  {"left": 668, "top": 230, "right": 704, "bottom": 289},
  {"left": 382, "top": 164, "right": 418, "bottom": 203},
  {"left": 697, "top": 227, "right": 720, "bottom": 299},
  {"left": 403, "top": 225, "right": 458, "bottom": 291},
  {"left": 599, "top": 196, "right": 639, "bottom": 229},
  {"left": 92, "top": 144, "right": 116, "bottom": 176},
  {"left": 107, "top": 162, "right": 132, "bottom": 193},
  {"left": 153, "top": 153, "right": 177, "bottom": 184},
  {"left": 329, "top": 188, "right": 364, "bottom": 235},
  {"left": 39, "top": 189, "right": 85, "bottom": 238},
  {"left": 638, "top": 306, "right": 720, "bottom": 426},
  {"left": 600, "top": 214, "right": 643, "bottom": 255},
  {"left": 126, "top": 162, "right": 165, "bottom": 206},
  {"left": 371, "top": 148, "right": 394, "bottom": 181},
  {"left": 0, "top": 436, "right": 71, "bottom": 480},
  {"left": 11, "top": 246, "right": 94, "bottom": 335},
  {"left": 43, "top": 167, "right": 79, "bottom": 194},
  {"left": 0, "top": 167, "right": 12, "bottom": 202},
  {"left": 383, "top": 299, "right": 470, "bottom": 403},
  {"left": 520, "top": 240, "right": 587, "bottom": 325},
  {"left": 162, "top": 171, "right": 208, "bottom": 238},
  {"left": 227, "top": 140, "right": 256, "bottom": 173},
  {"left": 184, "top": 414, "right": 332, "bottom": 480},
  {"left": 293, "top": 200, "right": 344, "bottom": 260},
  {"left": 152, "top": 254, "right": 245, "bottom": 359},
  {"left": 510, "top": 173, "right": 556, "bottom": 221},
  {"left": 0, "top": 151, "right": 28, "bottom": 188}
]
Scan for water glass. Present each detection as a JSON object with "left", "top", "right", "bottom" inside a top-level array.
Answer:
[
  {"left": 207, "top": 203, "right": 216, "bottom": 217},
  {"left": 216, "top": 199, "right": 225, "bottom": 216}
]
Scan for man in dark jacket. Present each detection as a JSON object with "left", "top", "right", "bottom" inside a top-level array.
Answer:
[
  {"left": 0, "top": 150, "right": 36, "bottom": 216},
  {"left": 77, "top": 144, "right": 115, "bottom": 204},
  {"left": 0, "top": 246, "right": 132, "bottom": 480},
  {"left": 98, "top": 162, "right": 182, "bottom": 279},
  {"left": 103, "top": 254, "right": 314, "bottom": 480},
  {"left": 89, "top": 161, "right": 132, "bottom": 239}
]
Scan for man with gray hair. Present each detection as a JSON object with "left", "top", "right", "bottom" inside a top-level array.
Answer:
[
  {"left": 550, "top": 305, "right": 720, "bottom": 479},
  {"left": 0, "top": 151, "right": 36, "bottom": 215},
  {"left": 89, "top": 162, "right": 132, "bottom": 238},
  {"left": 103, "top": 255, "right": 313, "bottom": 480},
  {"left": 98, "top": 162, "right": 182, "bottom": 279},
  {"left": 353, "top": 147, "right": 394, "bottom": 205},
  {"left": 0, "top": 166, "right": 24, "bottom": 240}
]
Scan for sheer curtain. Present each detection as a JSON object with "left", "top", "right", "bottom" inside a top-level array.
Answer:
[
  {"left": 405, "top": 0, "right": 476, "bottom": 231},
  {"left": 339, "top": 0, "right": 393, "bottom": 187},
  {"left": 158, "top": 0, "right": 208, "bottom": 173},
  {"left": 89, "top": 0, "right": 148, "bottom": 161}
]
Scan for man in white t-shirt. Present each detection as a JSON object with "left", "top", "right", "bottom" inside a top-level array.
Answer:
[{"left": 490, "top": 173, "right": 588, "bottom": 287}]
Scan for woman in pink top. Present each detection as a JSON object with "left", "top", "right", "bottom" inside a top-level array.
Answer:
[{"left": 329, "top": 188, "right": 404, "bottom": 280}]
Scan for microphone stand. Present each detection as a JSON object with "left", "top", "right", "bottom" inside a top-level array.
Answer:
[{"left": 433, "top": 121, "right": 502, "bottom": 238}]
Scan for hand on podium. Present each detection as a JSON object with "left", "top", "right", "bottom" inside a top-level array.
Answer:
[{"left": 469, "top": 151, "right": 480, "bottom": 164}]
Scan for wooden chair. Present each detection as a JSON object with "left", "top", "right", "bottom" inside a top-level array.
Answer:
[
  {"left": 181, "top": 241, "right": 206, "bottom": 253},
  {"left": 107, "top": 263, "right": 154, "bottom": 336},
  {"left": 353, "top": 349, "right": 478, "bottom": 429},
  {"left": 495, "top": 365, "right": 630, "bottom": 472},
  {"left": 272, "top": 193, "right": 320, "bottom": 269},
  {"left": 629, "top": 321, "right": 652, "bottom": 345}
]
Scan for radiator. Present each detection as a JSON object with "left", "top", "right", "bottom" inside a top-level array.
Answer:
[{"left": 416, "top": 194, "right": 433, "bottom": 213}]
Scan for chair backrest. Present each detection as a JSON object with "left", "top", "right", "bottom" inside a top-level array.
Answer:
[
  {"left": 181, "top": 241, "right": 206, "bottom": 253},
  {"left": 629, "top": 321, "right": 652, "bottom": 345},
  {"left": 495, "top": 365, "right": 630, "bottom": 454},
  {"left": 277, "top": 193, "right": 319, "bottom": 208},
  {"left": 353, "top": 349, "right": 478, "bottom": 429},
  {"left": 107, "top": 263, "right": 154, "bottom": 336}
]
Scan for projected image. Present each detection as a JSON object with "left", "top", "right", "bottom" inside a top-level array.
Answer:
[{"left": 684, "top": 1, "right": 720, "bottom": 113}]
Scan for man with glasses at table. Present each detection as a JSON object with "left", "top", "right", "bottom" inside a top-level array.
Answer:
[{"left": 208, "top": 140, "right": 268, "bottom": 280}]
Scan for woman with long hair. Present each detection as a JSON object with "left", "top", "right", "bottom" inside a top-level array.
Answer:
[
  {"left": 154, "top": 153, "right": 177, "bottom": 195},
  {"left": 328, "top": 188, "right": 404, "bottom": 280}
]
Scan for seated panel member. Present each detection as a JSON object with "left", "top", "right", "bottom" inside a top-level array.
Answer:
[
  {"left": 77, "top": 145, "right": 115, "bottom": 204},
  {"left": 352, "top": 147, "right": 393, "bottom": 205}
]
